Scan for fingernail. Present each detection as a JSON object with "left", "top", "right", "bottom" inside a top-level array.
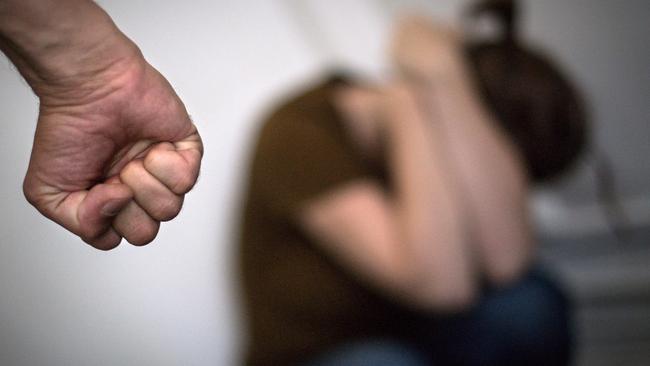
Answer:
[{"left": 101, "top": 200, "right": 125, "bottom": 217}]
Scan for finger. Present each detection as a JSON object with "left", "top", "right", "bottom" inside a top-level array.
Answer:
[
  {"left": 81, "top": 227, "right": 124, "bottom": 251},
  {"left": 144, "top": 138, "right": 202, "bottom": 195},
  {"left": 120, "top": 159, "right": 184, "bottom": 222},
  {"left": 74, "top": 183, "right": 132, "bottom": 250},
  {"left": 112, "top": 201, "right": 160, "bottom": 246}
]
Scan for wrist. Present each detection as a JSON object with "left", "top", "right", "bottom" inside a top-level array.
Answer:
[
  {"left": 0, "top": 0, "right": 145, "bottom": 104},
  {"left": 420, "top": 49, "right": 470, "bottom": 86},
  {"left": 381, "top": 84, "right": 428, "bottom": 133},
  {"left": 31, "top": 34, "right": 145, "bottom": 107}
]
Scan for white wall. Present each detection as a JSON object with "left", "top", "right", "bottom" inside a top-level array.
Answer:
[
  {"left": 1, "top": 1, "right": 323, "bottom": 365},
  {"left": 1, "top": 1, "right": 648, "bottom": 365}
]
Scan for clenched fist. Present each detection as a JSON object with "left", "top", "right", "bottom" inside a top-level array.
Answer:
[
  {"left": 1, "top": 0, "right": 203, "bottom": 250},
  {"left": 25, "top": 56, "right": 202, "bottom": 250}
]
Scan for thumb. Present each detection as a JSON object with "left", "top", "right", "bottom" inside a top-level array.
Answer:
[
  {"left": 77, "top": 182, "right": 133, "bottom": 250},
  {"left": 42, "top": 182, "right": 133, "bottom": 250}
]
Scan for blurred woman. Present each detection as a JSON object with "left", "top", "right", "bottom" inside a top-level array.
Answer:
[{"left": 238, "top": 1, "right": 587, "bottom": 365}]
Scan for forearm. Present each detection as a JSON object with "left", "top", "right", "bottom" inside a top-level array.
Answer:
[
  {"left": 0, "top": 0, "right": 142, "bottom": 102},
  {"left": 428, "top": 59, "right": 533, "bottom": 285},
  {"left": 384, "top": 86, "right": 476, "bottom": 308}
]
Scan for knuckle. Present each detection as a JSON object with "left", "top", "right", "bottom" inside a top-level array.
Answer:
[
  {"left": 83, "top": 236, "right": 121, "bottom": 251},
  {"left": 127, "top": 231, "right": 155, "bottom": 246},
  {"left": 152, "top": 196, "right": 183, "bottom": 222},
  {"left": 171, "top": 173, "right": 195, "bottom": 194},
  {"left": 145, "top": 148, "right": 166, "bottom": 169},
  {"left": 126, "top": 221, "right": 159, "bottom": 246},
  {"left": 78, "top": 222, "right": 105, "bottom": 241},
  {"left": 120, "top": 160, "right": 143, "bottom": 182}
]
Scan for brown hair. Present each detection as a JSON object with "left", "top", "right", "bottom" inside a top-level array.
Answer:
[{"left": 464, "top": 0, "right": 588, "bottom": 182}]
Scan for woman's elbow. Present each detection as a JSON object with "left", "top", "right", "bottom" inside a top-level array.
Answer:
[
  {"left": 483, "top": 239, "right": 534, "bottom": 288},
  {"left": 404, "top": 272, "right": 479, "bottom": 313},
  {"left": 429, "top": 287, "right": 478, "bottom": 313},
  {"left": 485, "top": 254, "right": 531, "bottom": 288}
]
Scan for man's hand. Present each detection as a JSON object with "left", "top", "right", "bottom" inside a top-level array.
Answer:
[
  {"left": 1, "top": 0, "right": 203, "bottom": 250},
  {"left": 24, "top": 56, "right": 202, "bottom": 250}
]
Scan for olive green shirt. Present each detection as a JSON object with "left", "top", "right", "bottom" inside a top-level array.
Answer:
[{"left": 239, "top": 76, "right": 410, "bottom": 366}]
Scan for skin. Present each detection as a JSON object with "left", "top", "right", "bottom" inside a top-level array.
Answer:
[
  {"left": 0, "top": 0, "right": 203, "bottom": 250},
  {"left": 392, "top": 17, "right": 532, "bottom": 285},
  {"left": 304, "top": 84, "right": 476, "bottom": 310},
  {"left": 298, "top": 16, "right": 532, "bottom": 311}
]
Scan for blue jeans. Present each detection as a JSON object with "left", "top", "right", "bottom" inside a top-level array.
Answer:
[
  {"left": 306, "top": 340, "right": 429, "bottom": 366},
  {"left": 306, "top": 270, "right": 572, "bottom": 366}
]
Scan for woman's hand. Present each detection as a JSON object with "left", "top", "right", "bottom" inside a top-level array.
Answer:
[{"left": 391, "top": 16, "right": 464, "bottom": 83}]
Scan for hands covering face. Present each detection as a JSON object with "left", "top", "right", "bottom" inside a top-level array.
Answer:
[{"left": 391, "top": 16, "right": 464, "bottom": 81}]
